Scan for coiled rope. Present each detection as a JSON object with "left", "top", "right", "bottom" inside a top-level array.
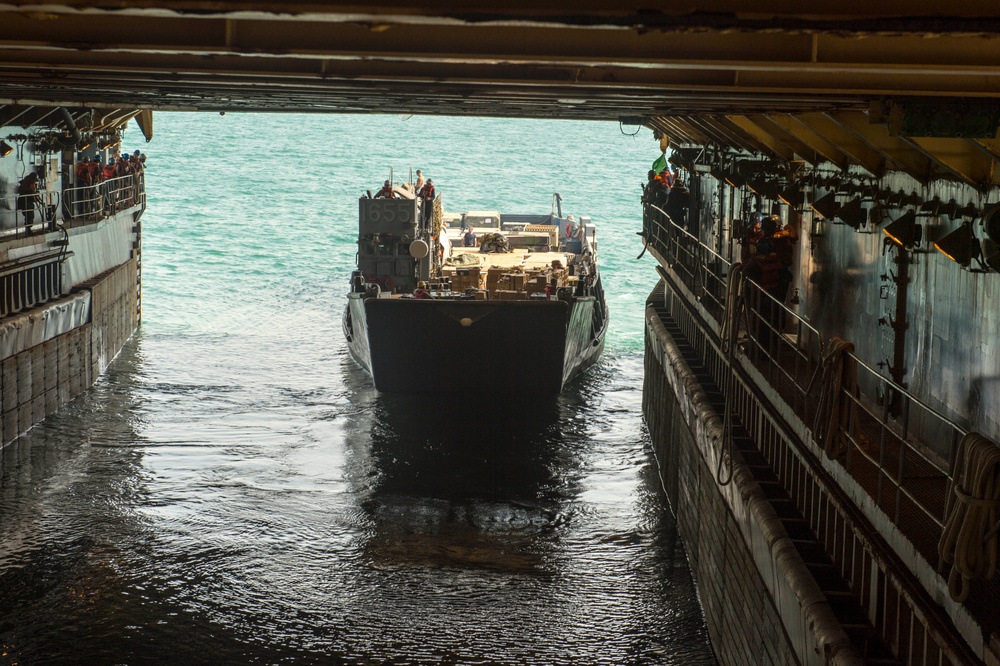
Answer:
[
  {"left": 938, "top": 432, "right": 1000, "bottom": 602},
  {"left": 811, "top": 338, "right": 856, "bottom": 460}
]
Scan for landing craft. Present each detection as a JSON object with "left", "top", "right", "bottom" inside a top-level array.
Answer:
[{"left": 343, "top": 187, "right": 607, "bottom": 394}]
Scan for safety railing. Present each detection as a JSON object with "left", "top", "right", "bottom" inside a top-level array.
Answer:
[
  {"left": 2, "top": 172, "right": 145, "bottom": 237},
  {"left": 63, "top": 173, "right": 144, "bottom": 223},
  {"left": 0, "top": 190, "right": 61, "bottom": 239},
  {"left": 642, "top": 202, "right": 965, "bottom": 569},
  {"left": 643, "top": 203, "right": 730, "bottom": 322}
]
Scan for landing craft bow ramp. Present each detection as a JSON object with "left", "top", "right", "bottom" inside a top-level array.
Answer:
[{"left": 3, "top": 1, "right": 1000, "bottom": 186}]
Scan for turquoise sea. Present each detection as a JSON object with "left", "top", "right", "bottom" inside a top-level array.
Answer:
[{"left": 0, "top": 114, "right": 717, "bottom": 664}]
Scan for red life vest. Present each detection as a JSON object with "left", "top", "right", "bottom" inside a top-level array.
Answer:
[
  {"left": 752, "top": 255, "right": 784, "bottom": 291},
  {"left": 76, "top": 162, "right": 92, "bottom": 185}
]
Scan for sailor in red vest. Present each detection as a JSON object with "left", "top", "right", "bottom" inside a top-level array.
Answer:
[
  {"left": 374, "top": 180, "right": 395, "bottom": 198},
  {"left": 412, "top": 281, "right": 434, "bottom": 299},
  {"left": 75, "top": 159, "right": 92, "bottom": 215},
  {"left": 743, "top": 216, "right": 793, "bottom": 350},
  {"left": 418, "top": 178, "right": 435, "bottom": 226}
]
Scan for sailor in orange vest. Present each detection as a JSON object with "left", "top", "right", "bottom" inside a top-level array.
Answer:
[
  {"left": 743, "top": 216, "right": 793, "bottom": 350},
  {"left": 75, "top": 159, "right": 93, "bottom": 215},
  {"left": 412, "top": 281, "right": 434, "bottom": 299},
  {"left": 374, "top": 180, "right": 395, "bottom": 198},
  {"left": 418, "top": 178, "right": 435, "bottom": 226}
]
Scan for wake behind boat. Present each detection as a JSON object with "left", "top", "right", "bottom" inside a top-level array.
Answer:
[{"left": 343, "top": 183, "right": 607, "bottom": 394}]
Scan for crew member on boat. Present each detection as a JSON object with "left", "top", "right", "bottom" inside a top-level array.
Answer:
[
  {"left": 463, "top": 226, "right": 477, "bottom": 247},
  {"left": 418, "top": 178, "right": 435, "bottom": 225},
  {"left": 412, "top": 281, "right": 434, "bottom": 299},
  {"left": 374, "top": 180, "right": 395, "bottom": 199}
]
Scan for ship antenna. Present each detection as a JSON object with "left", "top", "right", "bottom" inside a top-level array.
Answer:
[{"left": 553, "top": 192, "right": 563, "bottom": 218}]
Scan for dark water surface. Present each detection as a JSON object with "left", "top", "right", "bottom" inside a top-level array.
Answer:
[{"left": 0, "top": 114, "right": 716, "bottom": 664}]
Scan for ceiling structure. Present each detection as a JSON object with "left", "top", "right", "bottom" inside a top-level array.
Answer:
[{"left": 3, "top": 1, "right": 1000, "bottom": 186}]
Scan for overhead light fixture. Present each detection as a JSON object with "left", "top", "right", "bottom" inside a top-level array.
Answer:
[
  {"left": 940, "top": 199, "right": 963, "bottom": 220},
  {"left": 883, "top": 191, "right": 904, "bottom": 208},
  {"left": 920, "top": 196, "right": 942, "bottom": 217},
  {"left": 778, "top": 184, "right": 803, "bottom": 207},
  {"left": 668, "top": 147, "right": 701, "bottom": 172},
  {"left": 0, "top": 140, "right": 11, "bottom": 157},
  {"left": 837, "top": 196, "right": 866, "bottom": 229},
  {"left": 810, "top": 191, "right": 840, "bottom": 219},
  {"left": 934, "top": 222, "right": 981, "bottom": 267},
  {"left": 959, "top": 203, "right": 979, "bottom": 219},
  {"left": 748, "top": 178, "right": 782, "bottom": 200},
  {"left": 882, "top": 211, "right": 921, "bottom": 248},
  {"left": 980, "top": 205, "right": 1000, "bottom": 272},
  {"left": 722, "top": 167, "right": 746, "bottom": 188}
]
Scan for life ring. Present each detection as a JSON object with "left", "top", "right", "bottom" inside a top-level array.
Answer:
[{"left": 565, "top": 223, "right": 573, "bottom": 238}]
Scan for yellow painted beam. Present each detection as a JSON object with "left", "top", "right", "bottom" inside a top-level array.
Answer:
[
  {"left": 906, "top": 137, "right": 999, "bottom": 189},
  {"left": 824, "top": 111, "right": 935, "bottom": 183},
  {"left": 765, "top": 114, "right": 850, "bottom": 171},
  {"left": 725, "top": 116, "right": 797, "bottom": 162},
  {"left": 794, "top": 112, "right": 887, "bottom": 177},
  {"left": 747, "top": 114, "right": 821, "bottom": 164}
]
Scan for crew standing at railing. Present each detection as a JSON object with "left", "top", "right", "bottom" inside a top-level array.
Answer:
[
  {"left": 102, "top": 159, "right": 118, "bottom": 211},
  {"left": 89, "top": 157, "right": 104, "bottom": 217},
  {"left": 129, "top": 150, "right": 143, "bottom": 206},
  {"left": 743, "top": 216, "right": 793, "bottom": 350},
  {"left": 75, "top": 159, "right": 93, "bottom": 216},
  {"left": 666, "top": 178, "right": 690, "bottom": 231},
  {"left": 418, "top": 178, "right": 435, "bottom": 227},
  {"left": 16, "top": 172, "right": 40, "bottom": 230}
]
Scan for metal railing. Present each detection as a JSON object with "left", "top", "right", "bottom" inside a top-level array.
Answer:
[
  {"left": 63, "top": 173, "right": 144, "bottom": 223},
  {"left": 0, "top": 189, "right": 61, "bottom": 239},
  {"left": 643, "top": 202, "right": 964, "bottom": 559},
  {"left": 644, "top": 203, "right": 982, "bottom": 664},
  {"left": 2, "top": 172, "right": 145, "bottom": 237}
]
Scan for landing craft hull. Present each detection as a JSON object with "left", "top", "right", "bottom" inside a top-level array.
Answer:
[{"left": 344, "top": 294, "right": 605, "bottom": 395}]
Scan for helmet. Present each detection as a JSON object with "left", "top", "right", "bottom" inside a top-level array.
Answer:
[{"left": 417, "top": 281, "right": 427, "bottom": 288}]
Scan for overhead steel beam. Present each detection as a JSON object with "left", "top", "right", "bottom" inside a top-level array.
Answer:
[
  {"left": 793, "top": 112, "right": 888, "bottom": 177},
  {"left": 725, "top": 116, "right": 797, "bottom": 162},
  {"left": 904, "top": 137, "right": 999, "bottom": 189},
  {"left": 764, "top": 114, "right": 851, "bottom": 172},
  {"left": 823, "top": 111, "right": 935, "bottom": 183}
]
